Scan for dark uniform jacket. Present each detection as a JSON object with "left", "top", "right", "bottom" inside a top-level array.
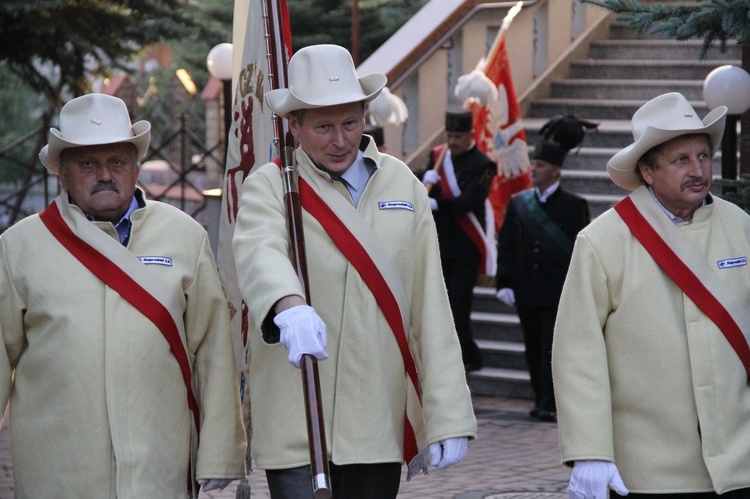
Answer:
[
  {"left": 426, "top": 144, "right": 496, "bottom": 259},
  {"left": 495, "top": 186, "right": 589, "bottom": 307}
]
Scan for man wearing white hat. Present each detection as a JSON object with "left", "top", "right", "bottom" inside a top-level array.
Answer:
[
  {"left": 552, "top": 92, "right": 750, "bottom": 497},
  {"left": 232, "top": 44, "right": 476, "bottom": 498},
  {"left": 0, "top": 93, "right": 246, "bottom": 498}
]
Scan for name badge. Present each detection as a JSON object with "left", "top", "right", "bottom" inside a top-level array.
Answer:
[
  {"left": 378, "top": 200, "right": 415, "bottom": 212},
  {"left": 138, "top": 256, "right": 173, "bottom": 266},
  {"left": 717, "top": 256, "right": 747, "bottom": 269}
]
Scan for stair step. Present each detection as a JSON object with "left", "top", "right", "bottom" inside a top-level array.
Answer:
[
  {"left": 467, "top": 367, "right": 534, "bottom": 399},
  {"left": 568, "top": 59, "right": 739, "bottom": 80},
  {"left": 471, "top": 310, "right": 523, "bottom": 343},
  {"left": 550, "top": 79, "right": 704, "bottom": 101},
  {"left": 529, "top": 97, "right": 711, "bottom": 120},
  {"left": 589, "top": 39, "right": 741, "bottom": 60},
  {"left": 562, "top": 169, "right": 631, "bottom": 196},
  {"left": 476, "top": 339, "right": 528, "bottom": 371}
]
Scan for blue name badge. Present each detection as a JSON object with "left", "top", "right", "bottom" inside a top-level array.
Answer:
[
  {"left": 717, "top": 256, "right": 747, "bottom": 269},
  {"left": 138, "top": 256, "right": 173, "bottom": 266},
  {"left": 378, "top": 201, "right": 415, "bottom": 212}
]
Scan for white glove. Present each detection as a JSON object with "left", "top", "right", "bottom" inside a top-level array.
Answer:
[
  {"left": 568, "top": 460, "right": 629, "bottom": 499},
  {"left": 274, "top": 305, "right": 328, "bottom": 368},
  {"left": 428, "top": 437, "right": 468, "bottom": 470},
  {"left": 429, "top": 198, "right": 438, "bottom": 211},
  {"left": 496, "top": 288, "right": 516, "bottom": 307},
  {"left": 199, "top": 478, "right": 233, "bottom": 491},
  {"left": 422, "top": 169, "right": 441, "bottom": 186}
]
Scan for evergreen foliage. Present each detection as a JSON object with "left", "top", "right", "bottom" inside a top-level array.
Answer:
[
  {"left": 715, "top": 175, "right": 750, "bottom": 214},
  {"left": 580, "top": 0, "right": 749, "bottom": 58},
  {"left": 0, "top": 0, "right": 230, "bottom": 104}
]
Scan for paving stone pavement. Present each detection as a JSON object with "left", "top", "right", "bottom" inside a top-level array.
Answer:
[{"left": 0, "top": 396, "right": 570, "bottom": 498}]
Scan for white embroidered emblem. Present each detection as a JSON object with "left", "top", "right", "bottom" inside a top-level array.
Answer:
[
  {"left": 378, "top": 201, "right": 415, "bottom": 212},
  {"left": 91, "top": 118, "right": 102, "bottom": 125},
  {"left": 138, "top": 256, "right": 173, "bottom": 266},
  {"left": 717, "top": 256, "right": 747, "bottom": 269}
]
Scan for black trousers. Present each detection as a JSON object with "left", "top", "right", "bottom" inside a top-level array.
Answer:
[
  {"left": 265, "top": 462, "right": 402, "bottom": 499},
  {"left": 516, "top": 304, "right": 557, "bottom": 413},
  {"left": 611, "top": 488, "right": 750, "bottom": 499},
  {"left": 441, "top": 250, "right": 482, "bottom": 366}
]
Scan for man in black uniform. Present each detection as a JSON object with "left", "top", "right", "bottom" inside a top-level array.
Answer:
[
  {"left": 422, "top": 109, "right": 496, "bottom": 372},
  {"left": 495, "top": 115, "right": 592, "bottom": 422}
]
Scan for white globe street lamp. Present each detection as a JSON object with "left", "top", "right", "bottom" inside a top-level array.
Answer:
[
  {"left": 703, "top": 65, "right": 750, "bottom": 183},
  {"left": 206, "top": 43, "right": 234, "bottom": 81},
  {"left": 206, "top": 43, "right": 234, "bottom": 163}
]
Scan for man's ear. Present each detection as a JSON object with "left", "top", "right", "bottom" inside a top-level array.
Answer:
[
  {"left": 637, "top": 162, "right": 653, "bottom": 186},
  {"left": 287, "top": 113, "right": 300, "bottom": 138}
]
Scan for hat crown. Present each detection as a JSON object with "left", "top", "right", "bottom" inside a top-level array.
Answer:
[
  {"left": 289, "top": 45, "right": 357, "bottom": 102},
  {"left": 58, "top": 94, "right": 137, "bottom": 144},
  {"left": 631, "top": 92, "right": 705, "bottom": 141}
]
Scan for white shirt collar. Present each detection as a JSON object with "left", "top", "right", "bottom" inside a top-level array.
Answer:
[{"left": 536, "top": 181, "right": 560, "bottom": 203}]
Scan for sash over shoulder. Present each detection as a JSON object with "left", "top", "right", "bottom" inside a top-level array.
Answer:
[
  {"left": 39, "top": 197, "right": 201, "bottom": 496},
  {"left": 296, "top": 167, "right": 429, "bottom": 478},
  {"left": 614, "top": 188, "right": 750, "bottom": 380}
]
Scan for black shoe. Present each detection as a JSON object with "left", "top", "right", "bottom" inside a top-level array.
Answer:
[
  {"left": 538, "top": 410, "right": 557, "bottom": 423},
  {"left": 529, "top": 407, "right": 541, "bottom": 419}
]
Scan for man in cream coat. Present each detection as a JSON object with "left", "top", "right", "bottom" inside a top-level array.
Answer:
[
  {"left": 553, "top": 92, "right": 750, "bottom": 497},
  {"left": 233, "top": 44, "right": 476, "bottom": 498},
  {"left": 0, "top": 93, "right": 246, "bottom": 498}
]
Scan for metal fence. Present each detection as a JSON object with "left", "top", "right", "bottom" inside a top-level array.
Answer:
[{"left": 0, "top": 74, "right": 224, "bottom": 233}]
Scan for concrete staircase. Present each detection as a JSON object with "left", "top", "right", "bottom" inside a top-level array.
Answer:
[{"left": 466, "top": 10, "right": 742, "bottom": 398}]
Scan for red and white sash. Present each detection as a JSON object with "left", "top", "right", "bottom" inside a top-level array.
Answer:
[
  {"left": 432, "top": 144, "right": 497, "bottom": 276},
  {"left": 615, "top": 188, "right": 750, "bottom": 379},
  {"left": 39, "top": 196, "right": 201, "bottom": 495},
  {"left": 292, "top": 165, "right": 427, "bottom": 474}
]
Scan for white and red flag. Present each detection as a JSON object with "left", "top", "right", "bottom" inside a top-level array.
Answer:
[
  {"left": 456, "top": 1, "right": 531, "bottom": 233},
  {"left": 215, "top": 0, "right": 291, "bottom": 387}
]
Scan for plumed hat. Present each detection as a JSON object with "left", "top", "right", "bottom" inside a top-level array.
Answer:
[{"left": 533, "top": 114, "right": 598, "bottom": 167}]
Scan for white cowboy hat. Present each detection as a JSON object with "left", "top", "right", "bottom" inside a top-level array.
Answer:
[
  {"left": 608, "top": 92, "right": 727, "bottom": 191},
  {"left": 39, "top": 93, "right": 151, "bottom": 174},
  {"left": 265, "top": 44, "right": 386, "bottom": 116}
]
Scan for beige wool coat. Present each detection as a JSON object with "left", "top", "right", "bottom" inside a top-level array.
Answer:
[
  {"left": 233, "top": 137, "right": 477, "bottom": 469},
  {"left": 553, "top": 186, "right": 750, "bottom": 494},
  {"left": 0, "top": 190, "right": 246, "bottom": 498}
]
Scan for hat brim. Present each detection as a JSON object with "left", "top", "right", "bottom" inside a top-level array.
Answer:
[
  {"left": 40, "top": 121, "right": 151, "bottom": 174},
  {"left": 265, "top": 73, "right": 387, "bottom": 116},
  {"left": 607, "top": 106, "right": 727, "bottom": 190}
]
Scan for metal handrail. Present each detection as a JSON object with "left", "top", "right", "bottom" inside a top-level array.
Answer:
[{"left": 390, "top": 0, "right": 547, "bottom": 89}]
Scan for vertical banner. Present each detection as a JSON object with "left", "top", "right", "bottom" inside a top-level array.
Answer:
[
  {"left": 216, "top": 0, "right": 275, "bottom": 392},
  {"left": 467, "top": 35, "right": 531, "bottom": 233}
]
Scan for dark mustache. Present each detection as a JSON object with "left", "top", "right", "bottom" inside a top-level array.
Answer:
[
  {"left": 682, "top": 178, "right": 708, "bottom": 189},
  {"left": 91, "top": 182, "right": 121, "bottom": 194}
]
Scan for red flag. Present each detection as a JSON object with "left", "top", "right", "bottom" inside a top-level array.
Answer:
[
  {"left": 467, "top": 37, "right": 531, "bottom": 233},
  {"left": 216, "top": 0, "right": 291, "bottom": 382}
]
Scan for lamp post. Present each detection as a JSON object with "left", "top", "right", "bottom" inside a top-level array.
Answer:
[
  {"left": 206, "top": 43, "right": 234, "bottom": 163},
  {"left": 703, "top": 65, "right": 750, "bottom": 189},
  {"left": 205, "top": 43, "right": 233, "bottom": 255}
]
